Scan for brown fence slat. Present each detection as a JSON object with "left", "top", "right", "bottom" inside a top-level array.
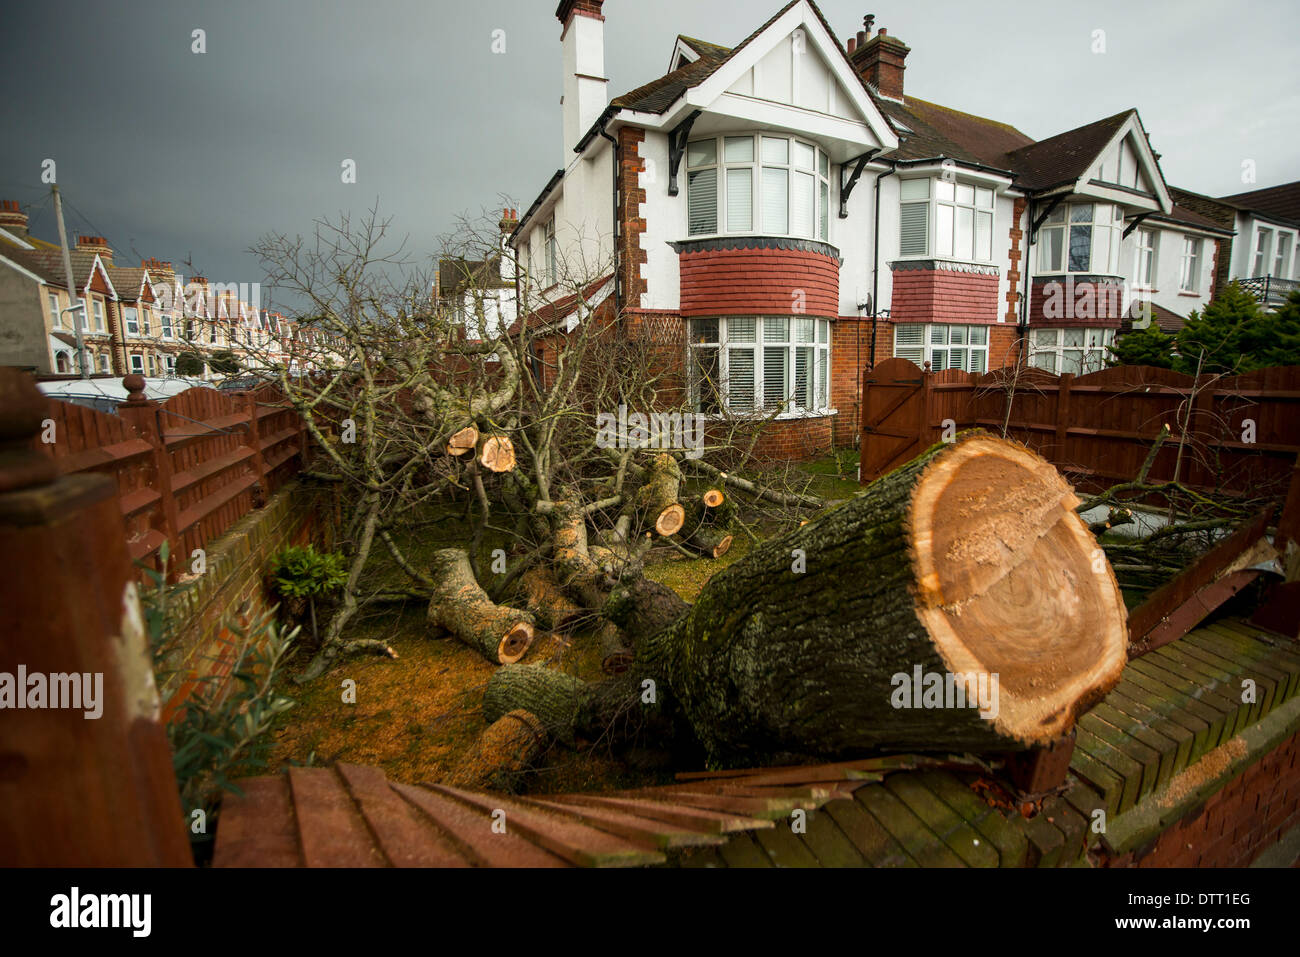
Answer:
[
  {"left": 287, "top": 767, "right": 386, "bottom": 867},
  {"left": 335, "top": 764, "right": 473, "bottom": 867}
]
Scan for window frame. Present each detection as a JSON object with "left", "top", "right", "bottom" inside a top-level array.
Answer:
[
  {"left": 545, "top": 217, "right": 557, "bottom": 288},
  {"left": 124, "top": 306, "right": 139, "bottom": 336},
  {"left": 1037, "top": 202, "right": 1123, "bottom": 275},
  {"left": 1133, "top": 228, "right": 1157, "bottom": 289},
  {"left": 1029, "top": 327, "right": 1115, "bottom": 375},
  {"left": 892, "top": 323, "right": 990, "bottom": 373},
  {"left": 686, "top": 134, "right": 832, "bottom": 242},
  {"left": 1273, "top": 232, "right": 1292, "bottom": 278},
  {"left": 129, "top": 353, "right": 144, "bottom": 374},
  {"left": 687, "top": 316, "right": 832, "bottom": 416},
  {"left": 91, "top": 298, "right": 105, "bottom": 332},
  {"left": 1179, "top": 236, "right": 1202, "bottom": 293},
  {"left": 1253, "top": 227, "right": 1273, "bottom": 277}
]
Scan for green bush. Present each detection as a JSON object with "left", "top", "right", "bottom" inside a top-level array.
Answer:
[
  {"left": 268, "top": 543, "right": 348, "bottom": 599},
  {"left": 140, "top": 543, "right": 296, "bottom": 839}
]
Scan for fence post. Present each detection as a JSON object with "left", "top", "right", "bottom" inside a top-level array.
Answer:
[
  {"left": 922, "top": 359, "right": 935, "bottom": 444},
  {"left": 0, "top": 368, "right": 191, "bottom": 866},
  {"left": 118, "top": 374, "right": 181, "bottom": 582},
  {"left": 1054, "top": 372, "right": 1074, "bottom": 460},
  {"left": 241, "top": 391, "right": 267, "bottom": 502}
]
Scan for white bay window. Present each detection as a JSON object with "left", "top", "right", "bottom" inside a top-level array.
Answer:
[
  {"left": 689, "top": 316, "right": 830, "bottom": 414},
  {"left": 687, "top": 134, "right": 831, "bottom": 241},
  {"left": 1038, "top": 202, "right": 1123, "bottom": 274},
  {"left": 1030, "top": 327, "right": 1114, "bottom": 375},
  {"left": 898, "top": 178, "right": 995, "bottom": 262}
]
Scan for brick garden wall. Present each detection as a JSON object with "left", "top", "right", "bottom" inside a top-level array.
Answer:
[
  {"left": 1110, "top": 731, "right": 1300, "bottom": 868},
  {"left": 158, "top": 480, "right": 336, "bottom": 718}
]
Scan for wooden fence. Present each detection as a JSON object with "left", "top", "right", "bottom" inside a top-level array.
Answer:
[
  {"left": 32, "top": 377, "right": 307, "bottom": 580},
  {"left": 860, "top": 358, "right": 1300, "bottom": 500}
]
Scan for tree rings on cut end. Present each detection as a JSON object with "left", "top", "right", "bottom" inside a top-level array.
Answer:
[
  {"left": 702, "top": 488, "right": 725, "bottom": 508},
  {"left": 497, "top": 621, "right": 535, "bottom": 664},
  {"left": 655, "top": 503, "right": 686, "bottom": 537},
  {"left": 908, "top": 434, "right": 1127, "bottom": 745},
  {"left": 446, "top": 425, "right": 479, "bottom": 456}
]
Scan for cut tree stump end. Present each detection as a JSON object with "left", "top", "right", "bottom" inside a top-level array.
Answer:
[
  {"left": 656, "top": 503, "right": 686, "bottom": 537},
  {"left": 496, "top": 622, "right": 535, "bottom": 664}
]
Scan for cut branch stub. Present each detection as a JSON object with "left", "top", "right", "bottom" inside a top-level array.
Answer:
[
  {"left": 702, "top": 488, "right": 725, "bottom": 509},
  {"left": 655, "top": 503, "right": 686, "bottom": 537},
  {"left": 634, "top": 453, "right": 684, "bottom": 537},
  {"left": 427, "top": 548, "right": 536, "bottom": 664},
  {"left": 446, "top": 425, "right": 479, "bottom": 456},
  {"left": 478, "top": 434, "right": 517, "bottom": 473}
]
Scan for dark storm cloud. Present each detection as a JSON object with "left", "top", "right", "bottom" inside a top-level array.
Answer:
[{"left": 2, "top": 0, "right": 1296, "bottom": 308}]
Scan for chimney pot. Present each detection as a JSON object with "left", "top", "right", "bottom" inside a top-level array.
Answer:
[
  {"left": 848, "top": 36, "right": 857, "bottom": 53},
  {"left": 856, "top": 30, "right": 866, "bottom": 45},
  {"left": 879, "top": 27, "right": 887, "bottom": 36}
]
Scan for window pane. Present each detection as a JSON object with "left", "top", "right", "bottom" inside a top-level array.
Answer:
[
  {"left": 727, "top": 316, "right": 756, "bottom": 341},
  {"left": 693, "top": 346, "right": 721, "bottom": 413},
  {"left": 1033, "top": 328, "right": 1058, "bottom": 345},
  {"left": 1063, "top": 328, "right": 1084, "bottom": 347},
  {"left": 726, "top": 168, "right": 753, "bottom": 230},
  {"left": 687, "top": 168, "right": 718, "bottom": 234},
  {"left": 929, "top": 325, "right": 948, "bottom": 345},
  {"left": 949, "top": 325, "right": 967, "bottom": 345},
  {"left": 724, "top": 136, "right": 754, "bottom": 163},
  {"left": 691, "top": 317, "right": 719, "bottom": 343},
  {"left": 968, "top": 326, "right": 986, "bottom": 345},
  {"left": 727, "top": 348, "right": 755, "bottom": 412},
  {"left": 763, "top": 346, "right": 788, "bottom": 408},
  {"left": 1070, "top": 204, "right": 1094, "bottom": 223},
  {"left": 792, "top": 171, "right": 815, "bottom": 236},
  {"left": 935, "top": 180, "right": 954, "bottom": 202},
  {"left": 955, "top": 206, "right": 974, "bottom": 260},
  {"left": 817, "top": 319, "right": 828, "bottom": 343},
  {"left": 976, "top": 210, "right": 992, "bottom": 261},
  {"left": 761, "top": 137, "right": 789, "bottom": 164},
  {"left": 816, "top": 349, "right": 828, "bottom": 407},
  {"left": 1040, "top": 227, "right": 1063, "bottom": 271},
  {"left": 1044, "top": 205, "right": 1066, "bottom": 224},
  {"left": 819, "top": 181, "right": 829, "bottom": 240},
  {"left": 763, "top": 317, "right": 788, "bottom": 341},
  {"left": 687, "top": 139, "right": 716, "bottom": 167},
  {"left": 895, "top": 323, "right": 924, "bottom": 345},
  {"left": 1032, "top": 350, "right": 1057, "bottom": 373},
  {"left": 900, "top": 178, "right": 929, "bottom": 201},
  {"left": 793, "top": 317, "right": 815, "bottom": 342},
  {"left": 761, "top": 168, "right": 788, "bottom": 233},
  {"left": 955, "top": 184, "right": 975, "bottom": 205},
  {"left": 1068, "top": 224, "right": 1092, "bottom": 271},
  {"left": 900, "top": 202, "right": 928, "bottom": 255},
  {"left": 818, "top": 152, "right": 829, "bottom": 178},
  {"left": 794, "top": 346, "right": 812, "bottom": 408},
  {"left": 1061, "top": 349, "right": 1084, "bottom": 375},
  {"left": 950, "top": 348, "right": 967, "bottom": 371},
  {"left": 936, "top": 204, "right": 954, "bottom": 257},
  {"left": 976, "top": 187, "right": 994, "bottom": 208},
  {"left": 793, "top": 141, "right": 816, "bottom": 169},
  {"left": 1092, "top": 225, "right": 1111, "bottom": 273}
]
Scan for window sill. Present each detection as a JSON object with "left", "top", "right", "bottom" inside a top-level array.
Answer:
[
  {"left": 1177, "top": 291, "right": 1202, "bottom": 297},
  {"left": 696, "top": 407, "right": 838, "bottom": 422}
]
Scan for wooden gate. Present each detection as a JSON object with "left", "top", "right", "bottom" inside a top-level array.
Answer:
[{"left": 859, "top": 357, "right": 930, "bottom": 482}]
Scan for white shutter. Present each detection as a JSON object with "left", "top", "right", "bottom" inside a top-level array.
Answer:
[
  {"left": 894, "top": 323, "right": 925, "bottom": 365},
  {"left": 762, "top": 168, "right": 788, "bottom": 233},
  {"left": 899, "top": 202, "right": 928, "bottom": 255},
  {"left": 792, "top": 171, "right": 815, "bottom": 237},
  {"left": 727, "top": 348, "right": 755, "bottom": 412},
  {"left": 688, "top": 168, "right": 718, "bottom": 234},
  {"left": 795, "top": 346, "right": 813, "bottom": 409},
  {"left": 726, "top": 168, "right": 753, "bottom": 231},
  {"left": 763, "top": 346, "right": 788, "bottom": 409}
]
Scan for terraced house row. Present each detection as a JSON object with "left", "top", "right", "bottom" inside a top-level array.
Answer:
[
  {"left": 0, "top": 201, "right": 343, "bottom": 379},
  {"left": 509, "top": 0, "right": 1299, "bottom": 458}
]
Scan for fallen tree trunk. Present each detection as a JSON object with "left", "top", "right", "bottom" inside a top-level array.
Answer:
[
  {"left": 448, "top": 709, "right": 547, "bottom": 791},
  {"left": 683, "top": 526, "right": 733, "bottom": 559},
  {"left": 427, "top": 548, "right": 536, "bottom": 664},
  {"left": 489, "top": 433, "right": 1128, "bottom": 764},
  {"left": 598, "top": 621, "right": 634, "bottom": 675},
  {"left": 519, "top": 567, "right": 583, "bottom": 632}
]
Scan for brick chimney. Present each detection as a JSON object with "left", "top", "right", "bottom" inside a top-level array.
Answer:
[
  {"left": 557, "top": 0, "right": 607, "bottom": 158},
  {"left": 499, "top": 207, "right": 519, "bottom": 281},
  {"left": 851, "top": 15, "right": 909, "bottom": 103},
  {"left": 75, "top": 235, "right": 113, "bottom": 265},
  {"left": 0, "top": 200, "right": 28, "bottom": 238}
]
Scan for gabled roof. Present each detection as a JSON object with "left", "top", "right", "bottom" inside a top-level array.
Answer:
[
  {"left": 1219, "top": 181, "right": 1300, "bottom": 227},
  {"left": 0, "top": 246, "right": 117, "bottom": 297},
  {"left": 879, "top": 96, "right": 1033, "bottom": 169},
  {"left": 1149, "top": 203, "right": 1235, "bottom": 236},
  {"left": 1003, "top": 110, "right": 1133, "bottom": 192},
  {"left": 508, "top": 273, "right": 612, "bottom": 336},
  {"left": 1120, "top": 302, "right": 1186, "bottom": 335},
  {"left": 677, "top": 35, "right": 731, "bottom": 61}
]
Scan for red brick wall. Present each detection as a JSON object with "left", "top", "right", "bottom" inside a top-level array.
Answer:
[
  {"left": 617, "top": 127, "right": 648, "bottom": 309},
  {"left": 679, "top": 245, "right": 839, "bottom": 318},
  {"left": 1006, "top": 197, "right": 1027, "bottom": 323},
  {"left": 831, "top": 315, "right": 889, "bottom": 444},
  {"left": 889, "top": 265, "right": 1000, "bottom": 324},
  {"left": 1105, "top": 731, "right": 1300, "bottom": 867},
  {"left": 745, "top": 415, "right": 835, "bottom": 462},
  {"left": 1028, "top": 276, "right": 1127, "bottom": 328}
]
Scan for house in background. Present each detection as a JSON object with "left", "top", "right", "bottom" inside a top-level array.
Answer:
[
  {"left": 436, "top": 208, "right": 519, "bottom": 342},
  {"left": 507, "top": 1, "right": 1238, "bottom": 459},
  {"left": 1219, "top": 182, "right": 1299, "bottom": 310}
]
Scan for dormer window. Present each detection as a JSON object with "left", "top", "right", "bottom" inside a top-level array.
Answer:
[
  {"left": 898, "top": 177, "right": 995, "bottom": 262},
  {"left": 687, "top": 134, "right": 831, "bottom": 241},
  {"left": 1037, "top": 202, "right": 1122, "bottom": 275}
]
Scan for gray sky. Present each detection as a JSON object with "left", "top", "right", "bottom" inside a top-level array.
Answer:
[{"left": 3, "top": 0, "right": 1297, "bottom": 308}]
